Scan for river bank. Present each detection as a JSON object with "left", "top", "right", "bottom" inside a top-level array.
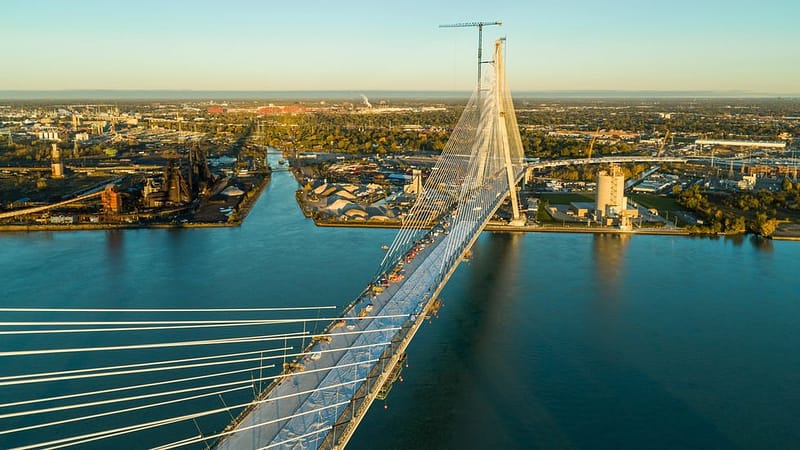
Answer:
[
  {"left": 3, "top": 149, "right": 800, "bottom": 450},
  {"left": 0, "top": 171, "right": 271, "bottom": 232},
  {"left": 310, "top": 216, "right": 800, "bottom": 239},
  {"left": 314, "top": 218, "right": 691, "bottom": 236}
]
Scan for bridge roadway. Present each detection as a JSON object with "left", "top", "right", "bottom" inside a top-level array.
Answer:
[
  {"left": 527, "top": 155, "right": 688, "bottom": 170},
  {"left": 215, "top": 173, "right": 516, "bottom": 450}
]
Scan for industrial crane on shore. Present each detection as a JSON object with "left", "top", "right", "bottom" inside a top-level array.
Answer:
[
  {"left": 587, "top": 127, "right": 600, "bottom": 160},
  {"left": 657, "top": 130, "right": 671, "bottom": 157}
]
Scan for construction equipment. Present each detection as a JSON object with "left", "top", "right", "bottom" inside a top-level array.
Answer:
[
  {"left": 657, "top": 130, "right": 670, "bottom": 157},
  {"left": 439, "top": 21, "right": 502, "bottom": 87},
  {"left": 587, "top": 128, "right": 600, "bottom": 160}
]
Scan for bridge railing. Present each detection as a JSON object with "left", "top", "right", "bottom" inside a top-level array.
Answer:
[{"left": 319, "top": 169, "right": 519, "bottom": 448}]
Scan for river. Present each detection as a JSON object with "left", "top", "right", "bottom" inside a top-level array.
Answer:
[{"left": 1, "top": 155, "right": 798, "bottom": 449}]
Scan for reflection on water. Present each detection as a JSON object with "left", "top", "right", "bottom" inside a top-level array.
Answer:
[
  {"left": 475, "top": 232, "right": 523, "bottom": 300},
  {"left": 707, "top": 234, "right": 773, "bottom": 252},
  {"left": 726, "top": 234, "right": 746, "bottom": 247},
  {"left": 465, "top": 231, "right": 522, "bottom": 334},
  {"left": 105, "top": 230, "right": 124, "bottom": 269},
  {"left": 1, "top": 166, "right": 799, "bottom": 449},
  {"left": 591, "top": 233, "right": 630, "bottom": 298},
  {"left": 749, "top": 235, "right": 773, "bottom": 252}
]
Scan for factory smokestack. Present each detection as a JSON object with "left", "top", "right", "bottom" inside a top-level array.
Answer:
[
  {"left": 51, "top": 143, "right": 64, "bottom": 179},
  {"left": 360, "top": 94, "right": 372, "bottom": 109}
]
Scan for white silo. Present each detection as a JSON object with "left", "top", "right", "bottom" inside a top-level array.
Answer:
[{"left": 596, "top": 165, "right": 625, "bottom": 218}]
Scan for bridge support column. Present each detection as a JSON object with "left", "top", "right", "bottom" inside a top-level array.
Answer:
[{"left": 494, "top": 40, "right": 525, "bottom": 226}]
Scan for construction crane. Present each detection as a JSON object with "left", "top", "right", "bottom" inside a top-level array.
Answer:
[
  {"left": 439, "top": 21, "right": 502, "bottom": 88},
  {"left": 657, "top": 130, "right": 670, "bottom": 157},
  {"left": 587, "top": 128, "right": 600, "bottom": 160}
]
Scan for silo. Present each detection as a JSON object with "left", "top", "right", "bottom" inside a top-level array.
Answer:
[{"left": 596, "top": 165, "right": 625, "bottom": 218}]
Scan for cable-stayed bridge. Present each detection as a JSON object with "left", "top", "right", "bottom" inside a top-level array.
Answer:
[
  {"left": 0, "top": 38, "right": 525, "bottom": 450},
  {"left": 211, "top": 38, "right": 526, "bottom": 450},
  {"left": 0, "top": 38, "right": 694, "bottom": 450}
]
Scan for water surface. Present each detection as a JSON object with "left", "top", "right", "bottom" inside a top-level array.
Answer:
[{"left": 1, "top": 164, "right": 798, "bottom": 449}]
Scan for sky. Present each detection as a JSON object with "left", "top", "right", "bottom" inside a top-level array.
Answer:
[{"left": 1, "top": 0, "right": 799, "bottom": 94}]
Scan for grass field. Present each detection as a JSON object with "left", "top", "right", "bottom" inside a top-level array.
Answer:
[
  {"left": 538, "top": 192, "right": 594, "bottom": 205},
  {"left": 629, "top": 193, "right": 683, "bottom": 212},
  {"left": 537, "top": 192, "right": 685, "bottom": 214}
]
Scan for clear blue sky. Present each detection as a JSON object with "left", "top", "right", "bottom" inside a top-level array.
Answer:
[{"left": 2, "top": 0, "right": 798, "bottom": 93}]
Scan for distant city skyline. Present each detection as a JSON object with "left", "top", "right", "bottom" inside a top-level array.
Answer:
[{"left": 2, "top": 0, "right": 798, "bottom": 95}]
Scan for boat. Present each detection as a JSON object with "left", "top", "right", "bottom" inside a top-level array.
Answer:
[
  {"left": 278, "top": 158, "right": 287, "bottom": 165},
  {"left": 381, "top": 245, "right": 389, "bottom": 251}
]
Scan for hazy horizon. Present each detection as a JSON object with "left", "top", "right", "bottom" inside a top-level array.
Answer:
[
  {"left": 1, "top": 89, "right": 798, "bottom": 102},
  {"left": 2, "top": 1, "right": 798, "bottom": 94}
]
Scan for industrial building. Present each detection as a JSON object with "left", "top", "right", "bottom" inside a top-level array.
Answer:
[
  {"left": 595, "top": 165, "right": 638, "bottom": 228},
  {"left": 404, "top": 169, "right": 423, "bottom": 195},
  {"left": 596, "top": 165, "right": 626, "bottom": 219},
  {"left": 101, "top": 185, "right": 123, "bottom": 213}
]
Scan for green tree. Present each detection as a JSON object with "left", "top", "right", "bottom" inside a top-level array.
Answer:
[
  {"left": 751, "top": 212, "right": 778, "bottom": 237},
  {"left": 536, "top": 200, "right": 551, "bottom": 222}
]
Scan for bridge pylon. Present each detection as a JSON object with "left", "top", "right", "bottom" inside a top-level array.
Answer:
[
  {"left": 210, "top": 32, "right": 530, "bottom": 450},
  {"left": 493, "top": 38, "right": 526, "bottom": 225},
  {"left": 473, "top": 38, "right": 526, "bottom": 225}
]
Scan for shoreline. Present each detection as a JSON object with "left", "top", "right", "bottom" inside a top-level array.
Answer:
[
  {"left": 0, "top": 172, "right": 271, "bottom": 233},
  {"left": 316, "top": 219, "right": 800, "bottom": 239},
  {"left": 314, "top": 218, "right": 691, "bottom": 236},
  {"left": 4, "top": 173, "right": 797, "bottom": 240},
  {"left": 773, "top": 235, "right": 800, "bottom": 241}
]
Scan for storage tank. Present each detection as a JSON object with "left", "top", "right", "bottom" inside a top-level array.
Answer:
[{"left": 596, "top": 165, "right": 625, "bottom": 218}]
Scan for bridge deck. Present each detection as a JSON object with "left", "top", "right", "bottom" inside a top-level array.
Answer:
[
  {"left": 216, "top": 220, "right": 457, "bottom": 448},
  {"left": 527, "top": 155, "right": 688, "bottom": 170},
  {"left": 215, "top": 173, "right": 514, "bottom": 449}
]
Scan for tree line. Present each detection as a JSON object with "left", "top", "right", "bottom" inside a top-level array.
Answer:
[{"left": 675, "top": 181, "right": 800, "bottom": 236}]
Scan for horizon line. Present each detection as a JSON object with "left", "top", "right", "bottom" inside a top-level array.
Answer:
[{"left": 1, "top": 88, "right": 798, "bottom": 101}]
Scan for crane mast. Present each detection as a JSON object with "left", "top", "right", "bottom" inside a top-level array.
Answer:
[
  {"left": 657, "top": 130, "right": 670, "bottom": 157},
  {"left": 587, "top": 127, "right": 600, "bottom": 161},
  {"left": 439, "top": 21, "right": 502, "bottom": 89}
]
